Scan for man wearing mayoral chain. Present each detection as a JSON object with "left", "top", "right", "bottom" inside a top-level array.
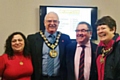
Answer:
[{"left": 27, "top": 12, "right": 71, "bottom": 80}]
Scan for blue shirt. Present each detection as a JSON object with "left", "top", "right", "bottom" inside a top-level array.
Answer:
[{"left": 42, "top": 30, "right": 60, "bottom": 76}]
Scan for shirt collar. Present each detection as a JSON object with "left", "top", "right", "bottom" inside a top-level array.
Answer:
[
  {"left": 77, "top": 40, "right": 91, "bottom": 47},
  {"left": 44, "top": 30, "right": 57, "bottom": 38}
]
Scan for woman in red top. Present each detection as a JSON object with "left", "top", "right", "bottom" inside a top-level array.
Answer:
[
  {"left": 0, "top": 32, "right": 33, "bottom": 80},
  {"left": 96, "top": 16, "right": 120, "bottom": 80}
]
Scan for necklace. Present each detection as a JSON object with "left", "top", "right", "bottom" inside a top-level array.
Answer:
[
  {"left": 19, "top": 61, "right": 24, "bottom": 65},
  {"left": 15, "top": 55, "right": 24, "bottom": 65},
  {"left": 100, "top": 47, "right": 112, "bottom": 64},
  {"left": 39, "top": 30, "right": 61, "bottom": 58}
]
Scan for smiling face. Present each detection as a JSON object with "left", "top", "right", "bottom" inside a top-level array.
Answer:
[
  {"left": 11, "top": 34, "right": 25, "bottom": 52},
  {"left": 44, "top": 12, "right": 60, "bottom": 34},
  {"left": 97, "top": 25, "right": 115, "bottom": 44},
  {"left": 76, "top": 24, "right": 92, "bottom": 45}
]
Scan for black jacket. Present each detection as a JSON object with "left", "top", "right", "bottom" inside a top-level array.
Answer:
[
  {"left": 27, "top": 32, "right": 71, "bottom": 80},
  {"left": 97, "top": 34, "right": 120, "bottom": 80}
]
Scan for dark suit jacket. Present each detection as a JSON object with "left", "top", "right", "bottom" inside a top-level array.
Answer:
[
  {"left": 66, "top": 41, "right": 97, "bottom": 80},
  {"left": 27, "top": 32, "right": 71, "bottom": 80}
]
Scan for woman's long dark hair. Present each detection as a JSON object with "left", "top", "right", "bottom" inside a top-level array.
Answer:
[{"left": 4, "top": 32, "right": 30, "bottom": 57}]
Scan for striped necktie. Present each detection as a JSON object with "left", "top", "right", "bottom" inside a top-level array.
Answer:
[
  {"left": 78, "top": 45, "right": 86, "bottom": 80},
  {"left": 47, "top": 35, "right": 55, "bottom": 76}
]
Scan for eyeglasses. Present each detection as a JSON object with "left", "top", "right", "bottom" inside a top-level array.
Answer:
[
  {"left": 75, "top": 29, "right": 90, "bottom": 33},
  {"left": 46, "top": 20, "right": 59, "bottom": 23}
]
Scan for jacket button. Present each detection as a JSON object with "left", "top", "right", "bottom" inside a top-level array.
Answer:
[{"left": 111, "top": 66, "right": 113, "bottom": 69}]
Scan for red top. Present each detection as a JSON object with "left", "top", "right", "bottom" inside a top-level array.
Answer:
[
  {"left": 0, "top": 52, "right": 33, "bottom": 80},
  {"left": 96, "top": 55, "right": 106, "bottom": 80}
]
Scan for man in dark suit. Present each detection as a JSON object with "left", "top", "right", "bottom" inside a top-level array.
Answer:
[
  {"left": 27, "top": 12, "right": 71, "bottom": 80},
  {"left": 66, "top": 22, "right": 97, "bottom": 80}
]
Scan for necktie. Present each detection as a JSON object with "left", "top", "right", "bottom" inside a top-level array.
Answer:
[
  {"left": 47, "top": 35, "right": 54, "bottom": 76},
  {"left": 78, "top": 45, "right": 86, "bottom": 80}
]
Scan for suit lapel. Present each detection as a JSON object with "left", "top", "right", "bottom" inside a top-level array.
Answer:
[
  {"left": 69, "top": 42, "right": 77, "bottom": 72},
  {"left": 89, "top": 42, "right": 97, "bottom": 80},
  {"left": 35, "top": 33, "right": 44, "bottom": 61},
  {"left": 59, "top": 38, "right": 64, "bottom": 60}
]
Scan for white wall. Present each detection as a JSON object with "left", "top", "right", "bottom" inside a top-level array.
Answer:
[{"left": 0, "top": 0, "right": 120, "bottom": 55}]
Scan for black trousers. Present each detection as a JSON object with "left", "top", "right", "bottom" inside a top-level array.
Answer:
[{"left": 42, "top": 75, "right": 61, "bottom": 80}]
